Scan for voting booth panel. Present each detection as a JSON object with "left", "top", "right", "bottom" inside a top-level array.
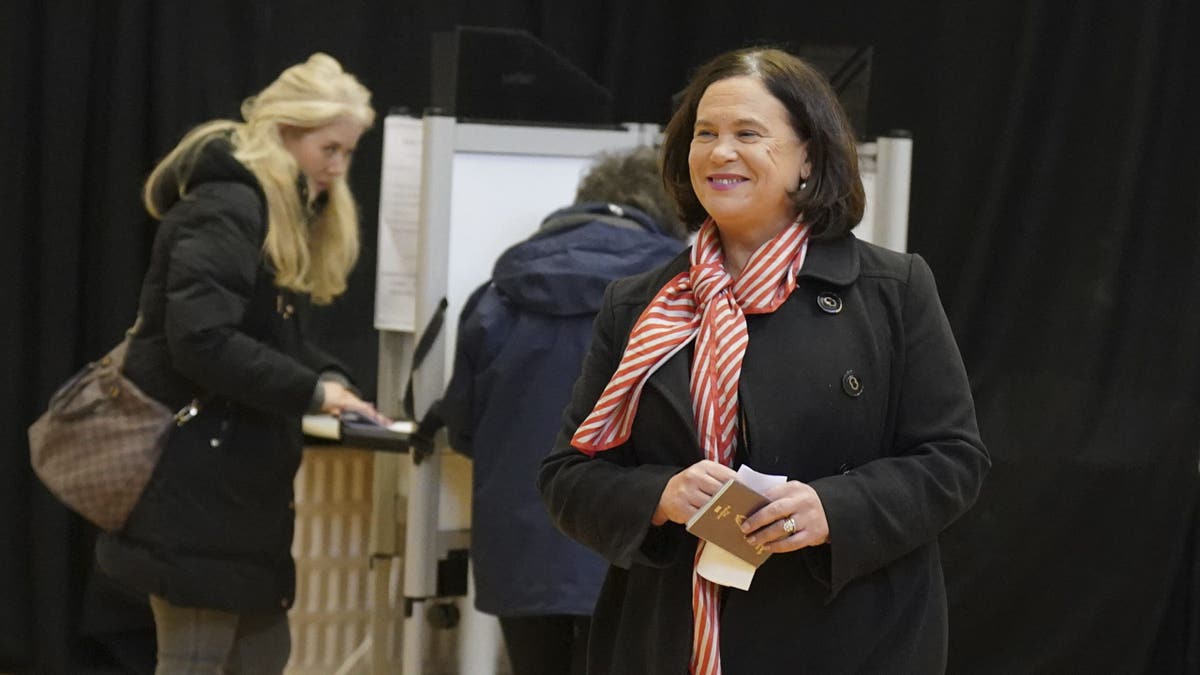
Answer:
[
  {"left": 384, "top": 117, "right": 657, "bottom": 675},
  {"left": 286, "top": 449, "right": 401, "bottom": 674},
  {"left": 857, "top": 134, "right": 913, "bottom": 254}
]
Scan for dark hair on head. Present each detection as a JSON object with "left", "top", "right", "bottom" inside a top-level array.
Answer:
[
  {"left": 661, "top": 47, "right": 866, "bottom": 240},
  {"left": 575, "top": 145, "right": 688, "bottom": 241}
]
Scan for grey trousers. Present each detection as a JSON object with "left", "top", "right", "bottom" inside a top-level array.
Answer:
[{"left": 149, "top": 595, "right": 291, "bottom": 675}]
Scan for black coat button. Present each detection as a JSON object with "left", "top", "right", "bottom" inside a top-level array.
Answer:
[
  {"left": 817, "top": 292, "right": 843, "bottom": 314},
  {"left": 841, "top": 370, "right": 863, "bottom": 397}
]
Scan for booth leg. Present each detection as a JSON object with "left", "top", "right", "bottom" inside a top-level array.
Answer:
[{"left": 456, "top": 561, "right": 504, "bottom": 674}]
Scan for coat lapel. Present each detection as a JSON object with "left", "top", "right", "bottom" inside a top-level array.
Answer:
[
  {"left": 645, "top": 344, "right": 695, "bottom": 425},
  {"left": 625, "top": 253, "right": 701, "bottom": 457}
]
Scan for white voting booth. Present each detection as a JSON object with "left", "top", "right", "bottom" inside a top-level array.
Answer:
[{"left": 351, "top": 114, "right": 912, "bottom": 674}]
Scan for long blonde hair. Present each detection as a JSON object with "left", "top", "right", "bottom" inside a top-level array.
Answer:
[{"left": 143, "top": 53, "right": 375, "bottom": 304}]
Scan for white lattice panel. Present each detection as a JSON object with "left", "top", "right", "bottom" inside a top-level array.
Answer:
[{"left": 287, "top": 448, "right": 403, "bottom": 674}]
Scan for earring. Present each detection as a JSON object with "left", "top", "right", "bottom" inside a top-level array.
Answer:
[{"left": 800, "top": 180, "right": 808, "bottom": 190}]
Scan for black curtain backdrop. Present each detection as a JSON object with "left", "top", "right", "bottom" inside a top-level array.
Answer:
[{"left": 3, "top": 1, "right": 1197, "bottom": 672}]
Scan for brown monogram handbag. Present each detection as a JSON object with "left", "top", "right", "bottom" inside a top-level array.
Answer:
[{"left": 28, "top": 321, "right": 197, "bottom": 532}]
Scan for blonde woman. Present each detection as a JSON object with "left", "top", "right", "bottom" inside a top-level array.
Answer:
[{"left": 95, "top": 53, "right": 385, "bottom": 673}]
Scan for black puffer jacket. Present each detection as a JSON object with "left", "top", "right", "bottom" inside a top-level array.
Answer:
[{"left": 96, "top": 139, "right": 343, "bottom": 612}]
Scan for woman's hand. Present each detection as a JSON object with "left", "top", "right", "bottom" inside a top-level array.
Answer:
[
  {"left": 652, "top": 460, "right": 739, "bottom": 526},
  {"left": 739, "top": 480, "right": 830, "bottom": 553},
  {"left": 320, "top": 381, "right": 393, "bottom": 426}
]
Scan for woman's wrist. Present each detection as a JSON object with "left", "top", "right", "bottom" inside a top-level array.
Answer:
[
  {"left": 651, "top": 504, "right": 669, "bottom": 526},
  {"left": 307, "top": 380, "right": 326, "bottom": 414}
]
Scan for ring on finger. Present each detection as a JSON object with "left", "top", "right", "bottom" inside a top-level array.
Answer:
[{"left": 781, "top": 516, "right": 797, "bottom": 535}]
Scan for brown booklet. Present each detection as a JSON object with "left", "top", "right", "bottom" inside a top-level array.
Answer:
[{"left": 685, "top": 478, "right": 773, "bottom": 567}]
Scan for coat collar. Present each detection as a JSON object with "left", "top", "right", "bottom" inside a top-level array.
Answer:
[{"left": 796, "top": 233, "right": 860, "bottom": 287}]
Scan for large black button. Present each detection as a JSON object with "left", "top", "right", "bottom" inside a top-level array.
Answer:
[
  {"left": 817, "top": 292, "right": 843, "bottom": 314},
  {"left": 841, "top": 370, "right": 863, "bottom": 397}
]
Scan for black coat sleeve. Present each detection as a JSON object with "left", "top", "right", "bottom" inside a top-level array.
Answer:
[
  {"left": 807, "top": 253, "right": 990, "bottom": 597},
  {"left": 162, "top": 183, "right": 319, "bottom": 416},
  {"left": 298, "top": 337, "right": 355, "bottom": 382},
  {"left": 538, "top": 281, "right": 685, "bottom": 569}
]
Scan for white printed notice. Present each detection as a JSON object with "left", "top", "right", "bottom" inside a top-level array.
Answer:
[{"left": 374, "top": 115, "right": 424, "bottom": 331}]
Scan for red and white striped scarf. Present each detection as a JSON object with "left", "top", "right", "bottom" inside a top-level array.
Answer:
[{"left": 571, "top": 217, "right": 810, "bottom": 675}]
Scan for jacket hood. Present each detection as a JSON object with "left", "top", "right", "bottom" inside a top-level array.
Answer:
[
  {"left": 150, "top": 136, "right": 265, "bottom": 215},
  {"left": 491, "top": 202, "right": 685, "bottom": 316}
]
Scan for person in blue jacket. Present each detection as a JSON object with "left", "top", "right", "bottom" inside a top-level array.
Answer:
[{"left": 441, "top": 146, "right": 688, "bottom": 675}]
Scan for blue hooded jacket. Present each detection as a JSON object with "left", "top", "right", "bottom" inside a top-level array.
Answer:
[{"left": 442, "top": 202, "right": 684, "bottom": 616}]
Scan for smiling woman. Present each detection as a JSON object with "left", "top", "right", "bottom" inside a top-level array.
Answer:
[
  {"left": 687, "top": 76, "right": 810, "bottom": 275},
  {"left": 539, "top": 47, "right": 988, "bottom": 675},
  {"left": 662, "top": 48, "right": 865, "bottom": 247}
]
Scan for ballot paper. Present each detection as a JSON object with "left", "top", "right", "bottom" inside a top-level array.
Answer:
[{"left": 695, "top": 465, "right": 787, "bottom": 590}]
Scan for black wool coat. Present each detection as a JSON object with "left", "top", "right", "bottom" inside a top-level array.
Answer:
[
  {"left": 539, "top": 234, "right": 990, "bottom": 675},
  {"left": 97, "top": 141, "right": 344, "bottom": 613}
]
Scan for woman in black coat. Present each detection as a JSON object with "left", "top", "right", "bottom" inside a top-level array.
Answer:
[
  {"left": 538, "top": 48, "right": 990, "bottom": 675},
  {"left": 95, "top": 53, "right": 386, "bottom": 673}
]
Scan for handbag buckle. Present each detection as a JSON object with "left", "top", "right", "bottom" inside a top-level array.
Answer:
[{"left": 174, "top": 399, "right": 200, "bottom": 426}]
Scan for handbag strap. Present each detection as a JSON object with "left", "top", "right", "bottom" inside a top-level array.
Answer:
[
  {"left": 118, "top": 312, "right": 200, "bottom": 426},
  {"left": 103, "top": 318, "right": 142, "bottom": 373}
]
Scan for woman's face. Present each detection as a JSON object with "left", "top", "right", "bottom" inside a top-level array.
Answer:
[
  {"left": 281, "top": 116, "right": 366, "bottom": 199},
  {"left": 688, "top": 76, "right": 810, "bottom": 237}
]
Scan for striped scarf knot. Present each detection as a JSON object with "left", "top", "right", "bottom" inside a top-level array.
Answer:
[
  {"left": 690, "top": 259, "right": 732, "bottom": 306},
  {"left": 570, "top": 216, "right": 810, "bottom": 675}
]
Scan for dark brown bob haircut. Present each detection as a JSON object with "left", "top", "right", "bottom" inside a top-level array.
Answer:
[{"left": 661, "top": 48, "right": 866, "bottom": 240}]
